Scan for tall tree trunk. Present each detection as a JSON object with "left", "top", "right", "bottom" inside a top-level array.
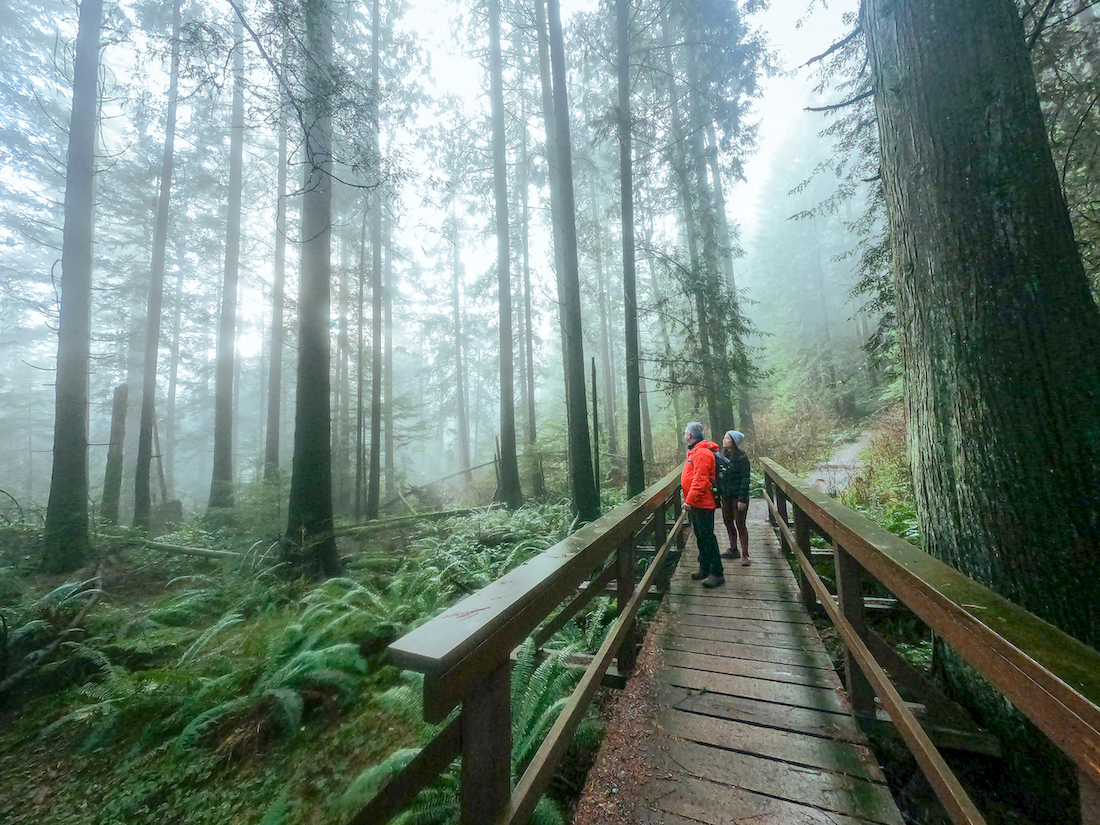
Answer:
[
  {"left": 704, "top": 120, "right": 753, "bottom": 435},
  {"left": 354, "top": 207, "right": 367, "bottom": 518},
  {"left": 336, "top": 232, "right": 350, "bottom": 511},
  {"left": 286, "top": 0, "right": 339, "bottom": 577},
  {"left": 134, "top": 0, "right": 181, "bottom": 529},
  {"left": 547, "top": 0, "right": 599, "bottom": 521},
  {"left": 383, "top": 209, "right": 394, "bottom": 497},
  {"left": 864, "top": 0, "right": 1100, "bottom": 644},
  {"left": 451, "top": 191, "right": 472, "bottom": 483},
  {"left": 165, "top": 261, "right": 183, "bottom": 497},
  {"left": 101, "top": 383, "right": 127, "bottom": 525},
  {"left": 687, "top": 44, "right": 735, "bottom": 433},
  {"left": 661, "top": 8, "right": 719, "bottom": 437},
  {"left": 265, "top": 116, "right": 288, "bottom": 482},
  {"left": 517, "top": 94, "right": 537, "bottom": 448},
  {"left": 588, "top": 174, "right": 618, "bottom": 457},
  {"left": 366, "top": 0, "right": 383, "bottom": 520},
  {"left": 489, "top": 0, "right": 522, "bottom": 509},
  {"left": 208, "top": 19, "right": 245, "bottom": 512},
  {"left": 617, "top": 0, "right": 643, "bottom": 495},
  {"left": 42, "top": 0, "right": 103, "bottom": 573}
]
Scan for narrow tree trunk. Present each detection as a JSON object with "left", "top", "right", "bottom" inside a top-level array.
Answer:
[
  {"left": 618, "top": 0, "right": 643, "bottom": 495},
  {"left": 489, "top": 0, "right": 522, "bottom": 510},
  {"left": 134, "top": 0, "right": 180, "bottom": 529},
  {"left": 547, "top": 0, "right": 598, "bottom": 521},
  {"left": 591, "top": 356, "right": 600, "bottom": 490},
  {"left": 264, "top": 116, "right": 288, "bottom": 482},
  {"left": 208, "top": 19, "right": 245, "bottom": 513},
  {"left": 365, "top": 0, "right": 383, "bottom": 520},
  {"left": 165, "top": 263, "right": 183, "bottom": 497},
  {"left": 336, "top": 232, "right": 351, "bottom": 511},
  {"left": 101, "top": 383, "right": 128, "bottom": 525},
  {"left": 383, "top": 208, "right": 394, "bottom": 497},
  {"left": 864, "top": 0, "right": 1100, "bottom": 644},
  {"left": 451, "top": 191, "right": 472, "bottom": 484},
  {"left": 42, "top": 0, "right": 103, "bottom": 573},
  {"left": 588, "top": 174, "right": 618, "bottom": 456},
  {"left": 285, "top": 0, "right": 340, "bottom": 577},
  {"left": 354, "top": 206, "right": 367, "bottom": 519}
]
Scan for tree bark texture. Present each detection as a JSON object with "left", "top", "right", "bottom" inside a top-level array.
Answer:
[
  {"left": 864, "top": 0, "right": 1100, "bottom": 645},
  {"left": 618, "top": 0, "right": 644, "bottom": 496},
  {"left": 101, "top": 383, "right": 128, "bottom": 525},
  {"left": 208, "top": 19, "right": 245, "bottom": 512},
  {"left": 489, "top": 0, "right": 523, "bottom": 510},
  {"left": 265, "top": 116, "right": 288, "bottom": 482},
  {"left": 547, "top": 0, "right": 599, "bottom": 521},
  {"left": 286, "top": 0, "right": 340, "bottom": 577},
  {"left": 366, "top": 0, "right": 383, "bottom": 521},
  {"left": 135, "top": 0, "right": 181, "bottom": 528},
  {"left": 42, "top": 0, "right": 103, "bottom": 572}
]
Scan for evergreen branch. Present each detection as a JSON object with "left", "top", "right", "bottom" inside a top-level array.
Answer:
[
  {"left": 805, "top": 90, "right": 874, "bottom": 112},
  {"left": 802, "top": 26, "right": 863, "bottom": 68}
]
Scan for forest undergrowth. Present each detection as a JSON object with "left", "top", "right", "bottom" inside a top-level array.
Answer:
[
  {"left": 819, "top": 404, "right": 1075, "bottom": 825},
  {"left": 0, "top": 495, "right": 626, "bottom": 825}
]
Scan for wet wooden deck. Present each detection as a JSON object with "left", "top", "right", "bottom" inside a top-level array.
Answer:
[{"left": 640, "top": 500, "right": 904, "bottom": 824}]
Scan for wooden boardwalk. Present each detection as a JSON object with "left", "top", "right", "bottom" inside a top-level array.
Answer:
[{"left": 639, "top": 500, "right": 904, "bottom": 824}]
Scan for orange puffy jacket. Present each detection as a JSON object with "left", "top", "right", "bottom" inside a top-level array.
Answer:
[{"left": 681, "top": 440, "right": 719, "bottom": 509}]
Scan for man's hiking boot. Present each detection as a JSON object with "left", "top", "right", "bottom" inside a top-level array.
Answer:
[
  {"left": 690, "top": 570, "right": 707, "bottom": 580},
  {"left": 702, "top": 575, "right": 725, "bottom": 588}
]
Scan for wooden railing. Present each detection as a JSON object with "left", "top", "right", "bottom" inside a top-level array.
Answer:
[
  {"left": 761, "top": 458, "right": 1100, "bottom": 825},
  {"left": 349, "top": 467, "right": 687, "bottom": 825}
]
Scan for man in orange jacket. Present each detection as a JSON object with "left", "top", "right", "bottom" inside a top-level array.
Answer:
[{"left": 681, "top": 421, "right": 724, "bottom": 588}]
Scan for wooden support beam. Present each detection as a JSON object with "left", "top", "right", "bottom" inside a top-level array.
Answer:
[{"left": 461, "top": 659, "right": 511, "bottom": 825}]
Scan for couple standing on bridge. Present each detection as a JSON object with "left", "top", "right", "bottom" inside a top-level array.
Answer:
[{"left": 682, "top": 421, "right": 752, "bottom": 588}]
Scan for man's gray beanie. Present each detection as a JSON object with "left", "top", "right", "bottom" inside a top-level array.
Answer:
[{"left": 685, "top": 421, "right": 704, "bottom": 443}]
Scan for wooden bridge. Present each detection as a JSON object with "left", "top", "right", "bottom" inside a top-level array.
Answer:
[{"left": 351, "top": 461, "right": 1100, "bottom": 825}]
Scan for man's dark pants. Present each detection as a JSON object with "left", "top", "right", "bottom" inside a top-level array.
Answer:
[{"left": 689, "top": 507, "right": 724, "bottom": 578}]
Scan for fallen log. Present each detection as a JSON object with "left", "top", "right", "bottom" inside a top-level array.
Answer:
[{"left": 333, "top": 505, "right": 503, "bottom": 538}]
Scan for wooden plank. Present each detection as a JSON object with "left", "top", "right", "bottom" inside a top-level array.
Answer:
[
  {"left": 643, "top": 773, "right": 878, "bottom": 825},
  {"left": 661, "top": 648, "right": 841, "bottom": 690},
  {"left": 460, "top": 660, "right": 511, "bottom": 825},
  {"left": 660, "top": 666, "right": 849, "bottom": 715},
  {"left": 667, "top": 590, "right": 802, "bottom": 609},
  {"left": 667, "top": 617, "right": 827, "bottom": 650},
  {"left": 666, "top": 598, "right": 815, "bottom": 624},
  {"left": 659, "top": 634, "right": 836, "bottom": 670},
  {"left": 657, "top": 683, "right": 867, "bottom": 744},
  {"left": 652, "top": 739, "right": 904, "bottom": 825},
  {"left": 661, "top": 708, "right": 885, "bottom": 780}
]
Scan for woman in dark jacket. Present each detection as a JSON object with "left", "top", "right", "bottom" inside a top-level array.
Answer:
[{"left": 719, "top": 430, "right": 751, "bottom": 566}]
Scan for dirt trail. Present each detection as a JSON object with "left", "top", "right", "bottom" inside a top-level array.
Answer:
[{"left": 809, "top": 431, "right": 872, "bottom": 496}]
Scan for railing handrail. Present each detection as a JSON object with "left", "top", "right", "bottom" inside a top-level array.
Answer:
[
  {"left": 390, "top": 467, "right": 682, "bottom": 721},
  {"left": 355, "top": 467, "right": 687, "bottom": 825},
  {"left": 761, "top": 457, "right": 1100, "bottom": 825}
]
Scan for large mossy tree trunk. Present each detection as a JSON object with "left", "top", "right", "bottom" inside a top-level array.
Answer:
[
  {"left": 864, "top": 0, "right": 1100, "bottom": 645},
  {"left": 42, "top": 0, "right": 103, "bottom": 573},
  {"left": 285, "top": 0, "right": 340, "bottom": 578}
]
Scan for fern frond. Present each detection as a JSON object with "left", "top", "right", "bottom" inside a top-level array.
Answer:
[{"left": 179, "top": 611, "right": 244, "bottom": 665}]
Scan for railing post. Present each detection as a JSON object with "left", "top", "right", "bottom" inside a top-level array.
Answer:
[
  {"left": 653, "top": 500, "right": 671, "bottom": 595},
  {"left": 461, "top": 658, "right": 512, "bottom": 825},
  {"left": 617, "top": 535, "right": 637, "bottom": 672},
  {"left": 776, "top": 490, "right": 791, "bottom": 555},
  {"left": 673, "top": 491, "right": 686, "bottom": 550},
  {"left": 1083, "top": 765, "right": 1100, "bottom": 825},
  {"left": 792, "top": 506, "right": 815, "bottom": 611},
  {"left": 765, "top": 475, "right": 777, "bottom": 528},
  {"left": 835, "top": 542, "right": 875, "bottom": 716}
]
